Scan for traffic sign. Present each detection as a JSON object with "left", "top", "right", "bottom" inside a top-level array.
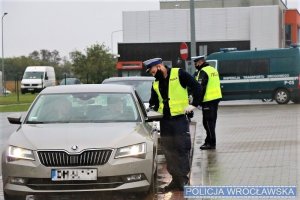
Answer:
[{"left": 180, "top": 42, "right": 188, "bottom": 60}]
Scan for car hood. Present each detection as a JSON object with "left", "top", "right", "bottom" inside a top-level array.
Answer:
[{"left": 8, "top": 123, "right": 150, "bottom": 152}]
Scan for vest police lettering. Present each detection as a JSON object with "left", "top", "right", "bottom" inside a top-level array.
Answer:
[
  {"left": 153, "top": 68, "right": 189, "bottom": 116},
  {"left": 197, "top": 66, "right": 222, "bottom": 102}
]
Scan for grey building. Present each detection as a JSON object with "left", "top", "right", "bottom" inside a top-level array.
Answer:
[{"left": 117, "top": 0, "right": 288, "bottom": 76}]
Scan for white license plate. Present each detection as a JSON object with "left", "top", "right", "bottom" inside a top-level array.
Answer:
[{"left": 51, "top": 169, "right": 97, "bottom": 181}]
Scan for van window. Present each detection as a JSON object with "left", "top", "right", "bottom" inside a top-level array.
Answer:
[
  {"left": 270, "top": 57, "right": 294, "bottom": 73},
  {"left": 207, "top": 60, "right": 217, "bottom": 68},
  {"left": 249, "top": 59, "right": 269, "bottom": 75},
  {"left": 23, "top": 72, "right": 44, "bottom": 79},
  {"left": 219, "top": 60, "right": 249, "bottom": 76}
]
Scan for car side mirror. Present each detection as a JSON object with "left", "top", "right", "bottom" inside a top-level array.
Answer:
[
  {"left": 7, "top": 113, "right": 22, "bottom": 124},
  {"left": 145, "top": 110, "right": 163, "bottom": 122}
]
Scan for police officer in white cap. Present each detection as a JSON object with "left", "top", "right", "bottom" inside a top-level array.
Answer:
[
  {"left": 191, "top": 55, "right": 222, "bottom": 150},
  {"left": 144, "top": 57, "right": 202, "bottom": 192}
]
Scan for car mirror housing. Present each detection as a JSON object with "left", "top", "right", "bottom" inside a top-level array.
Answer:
[
  {"left": 7, "top": 113, "right": 22, "bottom": 124},
  {"left": 145, "top": 110, "right": 163, "bottom": 122}
]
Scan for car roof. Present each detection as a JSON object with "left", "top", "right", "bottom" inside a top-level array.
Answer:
[
  {"left": 62, "top": 78, "right": 79, "bottom": 80},
  {"left": 102, "top": 76, "right": 154, "bottom": 83},
  {"left": 41, "top": 84, "right": 135, "bottom": 94}
]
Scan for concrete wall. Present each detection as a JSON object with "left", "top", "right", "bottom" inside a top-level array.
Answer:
[
  {"left": 250, "top": 6, "right": 282, "bottom": 49},
  {"left": 123, "top": 5, "right": 283, "bottom": 50},
  {"left": 160, "top": 0, "right": 287, "bottom": 10}
]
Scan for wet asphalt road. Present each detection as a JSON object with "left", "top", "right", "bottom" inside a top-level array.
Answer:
[{"left": 1, "top": 100, "right": 299, "bottom": 200}]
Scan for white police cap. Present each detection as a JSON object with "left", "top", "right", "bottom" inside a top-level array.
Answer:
[
  {"left": 191, "top": 55, "right": 206, "bottom": 62},
  {"left": 143, "top": 58, "right": 162, "bottom": 72}
]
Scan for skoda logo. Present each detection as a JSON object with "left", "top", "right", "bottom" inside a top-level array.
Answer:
[{"left": 71, "top": 145, "right": 78, "bottom": 151}]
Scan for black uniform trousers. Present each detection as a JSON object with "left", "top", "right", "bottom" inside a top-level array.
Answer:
[
  {"left": 160, "top": 115, "right": 191, "bottom": 185},
  {"left": 202, "top": 100, "right": 220, "bottom": 146}
]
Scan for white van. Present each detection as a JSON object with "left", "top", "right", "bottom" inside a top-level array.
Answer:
[{"left": 21, "top": 66, "right": 56, "bottom": 94}]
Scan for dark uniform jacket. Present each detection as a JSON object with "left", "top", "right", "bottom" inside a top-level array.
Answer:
[{"left": 149, "top": 67, "right": 202, "bottom": 119}]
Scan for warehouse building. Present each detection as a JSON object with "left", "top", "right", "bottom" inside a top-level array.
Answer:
[{"left": 116, "top": 0, "right": 299, "bottom": 76}]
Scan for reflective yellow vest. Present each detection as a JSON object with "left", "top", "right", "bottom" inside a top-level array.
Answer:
[
  {"left": 153, "top": 68, "right": 188, "bottom": 116},
  {"left": 196, "top": 66, "right": 222, "bottom": 102}
]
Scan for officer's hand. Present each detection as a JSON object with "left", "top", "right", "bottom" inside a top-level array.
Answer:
[
  {"left": 188, "top": 95, "right": 193, "bottom": 104},
  {"left": 184, "top": 105, "right": 196, "bottom": 114}
]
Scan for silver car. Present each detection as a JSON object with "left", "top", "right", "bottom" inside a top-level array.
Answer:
[
  {"left": 102, "top": 76, "right": 154, "bottom": 108},
  {"left": 2, "top": 84, "right": 161, "bottom": 199},
  {"left": 102, "top": 77, "right": 162, "bottom": 154}
]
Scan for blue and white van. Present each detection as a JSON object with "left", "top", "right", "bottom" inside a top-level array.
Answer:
[{"left": 206, "top": 47, "right": 300, "bottom": 104}]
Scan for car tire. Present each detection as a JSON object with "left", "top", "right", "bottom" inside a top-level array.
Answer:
[
  {"left": 137, "top": 167, "right": 157, "bottom": 199},
  {"left": 274, "top": 88, "right": 290, "bottom": 104}
]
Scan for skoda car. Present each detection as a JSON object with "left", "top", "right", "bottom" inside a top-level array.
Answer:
[
  {"left": 2, "top": 84, "right": 161, "bottom": 199},
  {"left": 102, "top": 76, "right": 154, "bottom": 108},
  {"left": 102, "top": 77, "right": 162, "bottom": 154}
]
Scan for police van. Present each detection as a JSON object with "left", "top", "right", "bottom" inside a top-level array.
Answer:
[{"left": 206, "top": 47, "right": 300, "bottom": 104}]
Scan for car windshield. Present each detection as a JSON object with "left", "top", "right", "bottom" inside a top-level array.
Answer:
[
  {"left": 104, "top": 80, "right": 153, "bottom": 103},
  {"left": 26, "top": 93, "right": 140, "bottom": 123},
  {"left": 23, "top": 71, "right": 44, "bottom": 79},
  {"left": 60, "top": 78, "right": 80, "bottom": 85}
]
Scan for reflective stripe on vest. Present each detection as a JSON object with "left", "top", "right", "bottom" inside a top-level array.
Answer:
[
  {"left": 200, "top": 66, "right": 222, "bottom": 102},
  {"left": 153, "top": 68, "right": 189, "bottom": 116}
]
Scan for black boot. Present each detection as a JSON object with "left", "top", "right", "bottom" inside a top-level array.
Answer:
[
  {"left": 200, "top": 143, "right": 216, "bottom": 150},
  {"left": 160, "top": 180, "right": 179, "bottom": 193}
]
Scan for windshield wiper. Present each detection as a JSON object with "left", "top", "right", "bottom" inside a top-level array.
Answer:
[{"left": 26, "top": 121, "right": 45, "bottom": 124}]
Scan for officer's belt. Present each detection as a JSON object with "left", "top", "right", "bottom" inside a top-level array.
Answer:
[{"left": 163, "top": 114, "right": 185, "bottom": 120}]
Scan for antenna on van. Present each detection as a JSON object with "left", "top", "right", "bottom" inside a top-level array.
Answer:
[{"left": 219, "top": 48, "right": 237, "bottom": 52}]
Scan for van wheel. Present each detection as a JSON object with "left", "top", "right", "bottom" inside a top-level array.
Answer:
[{"left": 274, "top": 88, "right": 290, "bottom": 104}]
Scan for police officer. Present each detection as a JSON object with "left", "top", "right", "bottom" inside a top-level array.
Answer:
[
  {"left": 144, "top": 58, "right": 202, "bottom": 192},
  {"left": 191, "top": 55, "right": 222, "bottom": 150}
]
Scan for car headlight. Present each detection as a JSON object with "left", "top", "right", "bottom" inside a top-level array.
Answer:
[
  {"left": 7, "top": 146, "right": 35, "bottom": 161},
  {"left": 115, "top": 143, "right": 146, "bottom": 159}
]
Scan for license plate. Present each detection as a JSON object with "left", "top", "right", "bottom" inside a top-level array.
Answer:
[{"left": 51, "top": 169, "right": 97, "bottom": 181}]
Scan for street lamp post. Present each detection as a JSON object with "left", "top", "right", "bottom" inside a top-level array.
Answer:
[
  {"left": 110, "top": 30, "right": 123, "bottom": 55},
  {"left": 2, "top": 12, "right": 8, "bottom": 95},
  {"left": 189, "top": 0, "right": 196, "bottom": 59}
]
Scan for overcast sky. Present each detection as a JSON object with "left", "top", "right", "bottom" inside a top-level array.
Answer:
[{"left": 1, "top": 0, "right": 299, "bottom": 59}]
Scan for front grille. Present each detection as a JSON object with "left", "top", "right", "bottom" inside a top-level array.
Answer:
[
  {"left": 37, "top": 150, "right": 112, "bottom": 167},
  {"left": 27, "top": 177, "right": 124, "bottom": 190}
]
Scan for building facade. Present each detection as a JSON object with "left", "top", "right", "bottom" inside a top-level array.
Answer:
[
  {"left": 285, "top": 9, "right": 300, "bottom": 46},
  {"left": 116, "top": 0, "right": 298, "bottom": 76}
]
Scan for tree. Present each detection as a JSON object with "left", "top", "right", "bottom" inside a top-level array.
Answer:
[
  {"left": 56, "top": 57, "right": 73, "bottom": 81},
  {"left": 4, "top": 49, "right": 63, "bottom": 81},
  {"left": 70, "top": 43, "right": 116, "bottom": 83},
  {"left": 29, "top": 49, "right": 61, "bottom": 66}
]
